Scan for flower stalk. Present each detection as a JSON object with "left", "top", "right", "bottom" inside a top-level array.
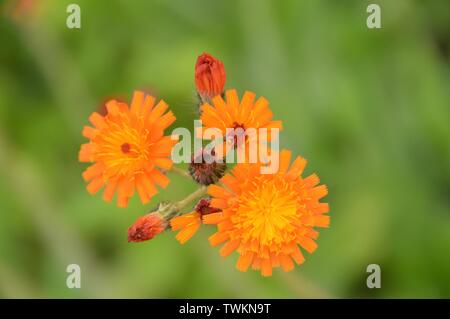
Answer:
[
  {"left": 170, "top": 166, "right": 192, "bottom": 179},
  {"left": 171, "top": 186, "right": 207, "bottom": 217}
]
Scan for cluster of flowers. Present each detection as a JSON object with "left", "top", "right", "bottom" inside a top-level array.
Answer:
[{"left": 79, "top": 53, "right": 329, "bottom": 277}]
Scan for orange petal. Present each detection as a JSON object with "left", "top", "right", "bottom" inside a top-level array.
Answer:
[
  {"left": 297, "top": 237, "right": 318, "bottom": 254},
  {"left": 137, "top": 175, "right": 158, "bottom": 198},
  {"left": 103, "top": 179, "right": 118, "bottom": 202},
  {"left": 86, "top": 177, "right": 104, "bottom": 195},
  {"left": 291, "top": 246, "right": 305, "bottom": 265},
  {"left": 136, "top": 180, "right": 150, "bottom": 204},
  {"left": 78, "top": 143, "right": 94, "bottom": 162},
  {"left": 116, "top": 178, "right": 132, "bottom": 207},
  {"left": 217, "top": 219, "right": 233, "bottom": 232},
  {"left": 254, "top": 109, "right": 273, "bottom": 127},
  {"left": 212, "top": 95, "right": 233, "bottom": 126},
  {"left": 225, "top": 89, "right": 239, "bottom": 120},
  {"left": 313, "top": 215, "right": 330, "bottom": 228},
  {"left": 220, "top": 239, "right": 240, "bottom": 257},
  {"left": 82, "top": 126, "right": 97, "bottom": 139},
  {"left": 210, "top": 198, "right": 228, "bottom": 210},
  {"left": 175, "top": 223, "right": 200, "bottom": 244},
  {"left": 279, "top": 149, "right": 292, "bottom": 174},
  {"left": 155, "top": 111, "right": 176, "bottom": 131},
  {"left": 148, "top": 170, "right": 170, "bottom": 188},
  {"left": 150, "top": 136, "right": 177, "bottom": 157},
  {"left": 265, "top": 120, "right": 283, "bottom": 130},
  {"left": 220, "top": 174, "right": 240, "bottom": 193},
  {"left": 147, "top": 100, "right": 168, "bottom": 125},
  {"left": 170, "top": 212, "right": 200, "bottom": 231},
  {"left": 106, "top": 100, "right": 120, "bottom": 116},
  {"left": 202, "top": 213, "right": 225, "bottom": 225},
  {"left": 260, "top": 259, "right": 273, "bottom": 277},
  {"left": 209, "top": 232, "right": 229, "bottom": 246},
  {"left": 82, "top": 163, "right": 104, "bottom": 181},
  {"left": 252, "top": 96, "right": 269, "bottom": 119},
  {"left": 311, "top": 203, "right": 329, "bottom": 215},
  {"left": 117, "top": 193, "right": 129, "bottom": 208},
  {"left": 208, "top": 184, "right": 232, "bottom": 199},
  {"left": 238, "top": 91, "right": 255, "bottom": 123},
  {"left": 309, "top": 185, "right": 328, "bottom": 200},
  {"left": 286, "top": 156, "right": 307, "bottom": 180},
  {"left": 201, "top": 103, "right": 225, "bottom": 127},
  {"left": 236, "top": 252, "right": 254, "bottom": 272},
  {"left": 201, "top": 112, "right": 224, "bottom": 130},
  {"left": 303, "top": 173, "right": 320, "bottom": 188},
  {"left": 130, "top": 90, "right": 145, "bottom": 113},
  {"left": 271, "top": 254, "right": 280, "bottom": 268},
  {"left": 252, "top": 257, "right": 261, "bottom": 270},
  {"left": 279, "top": 254, "right": 295, "bottom": 272},
  {"left": 88, "top": 112, "right": 106, "bottom": 129},
  {"left": 141, "top": 95, "right": 155, "bottom": 117},
  {"left": 154, "top": 158, "right": 173, "bottom": 170}
]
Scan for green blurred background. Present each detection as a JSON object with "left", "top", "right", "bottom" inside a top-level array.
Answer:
[{"left": 0, "top": 0, "right": 449, "bottom": 298}]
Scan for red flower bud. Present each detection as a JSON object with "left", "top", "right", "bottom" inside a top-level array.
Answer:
[
  {"left": 195, "top": 53, "right": 226, "bottom": 101},
  {"left": 127, "top": 212, "right": 167, "bottom": 243},
  {"left": 195, "top": 198, "right": 221, "bottom": 216},
  {"left": 189, "top": 148, "right": 226, "bottom": 185}
]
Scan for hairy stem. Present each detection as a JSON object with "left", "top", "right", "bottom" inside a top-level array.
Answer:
[
  {"left": 164, "top": 186, "right": 207, "bottom": 220},
  {"left": 174, "top": 186, "right": 207, "bottom": 211},
  {"left": 170, "top": 166, "right": 192, "bottom": 179}
]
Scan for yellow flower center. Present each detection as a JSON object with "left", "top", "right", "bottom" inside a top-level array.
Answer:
[
  {"left": 95, "top": 119, "right": 153, "bottom": 178},
  {"left": 232, "top": 176, "right": 299, "bottom": 248}
]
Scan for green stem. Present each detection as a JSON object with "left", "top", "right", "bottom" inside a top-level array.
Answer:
[
  {"left": 170, "top": 166, "right": 191, "bottom": 179},
  {"left": 164, "top": 186, "right": 207, "bottom": 220},
  {"left": 174, "top": 186, "right": 207, "bottom": 211}
]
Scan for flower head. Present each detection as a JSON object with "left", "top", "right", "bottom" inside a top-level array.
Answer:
[
  {"left": 204, "top": 149, "right": 329, "bottom": 276},
  {"left": 79, "top": 91, "right": 177, "bottom": 207},
  {"left": 128, "top": 212, "right": 167, "bottom": 242},
  {"left": 198, "top": 89, "right": 282, "bottom": 158},
  {"left": 170, "top": 198, "right": 221, "bottom": 244},
  {"left": 195, "top": 53, "right": 226, "bottom": 101},
  {"left": 189, "top": 148, "right": 226, "bottom": 185}
]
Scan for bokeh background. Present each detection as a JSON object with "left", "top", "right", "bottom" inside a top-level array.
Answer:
[{"left": 0, "top": 0, "right": 449, "bottom": 298}]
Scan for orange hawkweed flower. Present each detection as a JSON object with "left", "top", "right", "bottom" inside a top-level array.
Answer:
[
  {"left": 79, "top": 91, "right": 178, "bottom": 208},
  {"left": 195, "top": 52, "right": 226, "bottom": 101},
  {"left": 204, "top": 149, "right": 330, "bottom": 277},
  {"left": 171, "top": 199, "right": 220, "bottom": 244},
  {"left": 128, "top": 212, "right": 167, "bottom": 242},
  {"left": 198, "top": 89, "right": 282, "bottom": 158}
]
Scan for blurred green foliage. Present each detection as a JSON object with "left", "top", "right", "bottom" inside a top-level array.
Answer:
[{"left": 0, "top": 0, "right": 449, "bottom": 298}]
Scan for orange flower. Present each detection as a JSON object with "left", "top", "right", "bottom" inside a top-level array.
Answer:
[
  {"left": 198, "top": 89, "right": 282, "bottom": 158},
  {"left": 204, "top": 149, "right": 329, "bottom": 276},
  {"left": 79, "top": 91, "right": 177, "bottom": 207},
  {"left": 128, "top": 212, "right": 167, "bottom": 242},
  {"left": 171, "top": 199, "right": 220, "bottom": 244},
  {"left": 195, "top": 53, "right": 226, "bottom": 100}
]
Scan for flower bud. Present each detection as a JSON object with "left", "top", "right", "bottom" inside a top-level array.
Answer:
[
  {"left": 195, "top": 53, "right": 226, "bottom": 102},
  {"left": 127, "top": 212, "right": 167, "bottom": 243},
  {"left": 189, "top": 149, "right": 226, "bottom": 185}
]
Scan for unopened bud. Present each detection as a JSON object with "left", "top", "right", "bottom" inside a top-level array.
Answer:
[
  {"left": 189, "top": 149, "right": 226, "bottom": 185},
  {"left": 195, "top": 52, "right": 226, "bottom": 103},
  {"left": 127, "top": 212, "right": 167, "bottom": 243}
]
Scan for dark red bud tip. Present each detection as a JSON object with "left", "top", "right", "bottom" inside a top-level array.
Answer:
[
  {"left": 127, "top": 213, "right": 166, "bottom": 243},
  {"left": 195, "top": 198, "right": 221, "bottom": 216}
]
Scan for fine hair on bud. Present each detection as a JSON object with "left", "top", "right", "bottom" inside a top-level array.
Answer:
[{"left": 189, "top": 148, "right": 226, "bottom": 185}]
